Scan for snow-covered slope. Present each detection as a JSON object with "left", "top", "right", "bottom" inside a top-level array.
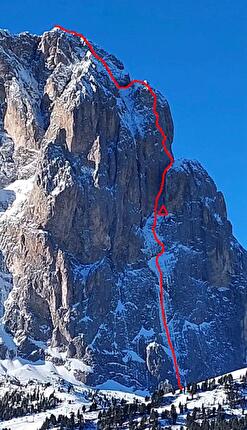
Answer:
[{"left": 0, "top": 365, "right": 246, "bottom": 429}]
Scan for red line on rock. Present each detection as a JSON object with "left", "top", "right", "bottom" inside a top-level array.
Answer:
[{"left": 54, "top": 24, "right": 183, "bottom": 390}]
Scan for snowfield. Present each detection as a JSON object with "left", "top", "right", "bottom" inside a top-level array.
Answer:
[{"left": 0, "top": 361, "right": 246, "bottom": 429}]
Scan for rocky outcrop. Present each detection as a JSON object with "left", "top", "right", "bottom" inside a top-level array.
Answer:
[
  {"left": 160, "top": 159, "right": 247, "bottom": 382},
  {"left": 0, "top": 28, "right": 246, "bottom": 389}
]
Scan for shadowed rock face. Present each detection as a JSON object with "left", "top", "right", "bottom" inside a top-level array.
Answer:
[{"left": 0, "top": 28, "right": 246, "bottom": 389}]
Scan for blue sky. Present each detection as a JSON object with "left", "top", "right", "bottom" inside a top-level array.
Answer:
[{"left": 1, "top": 0, "right": 246, "bottom": 247}]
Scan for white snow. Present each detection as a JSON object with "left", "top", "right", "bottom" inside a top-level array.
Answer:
[
  {"left": 133, "top": 326, "right": 155, "bottom": 342},
  {"left": 0, "top": 356, "right": 92, "bottom": 386},
  {"left": 0, "top": 176, "right": 35, "bottom": 221},
  {"left": 182, "top": 320, "right": 213, "bottom": 334},
  {"left": 0, "top": 386, "right": 89, "bottom": 430},
  {"left": 122, "top": 349, "right": 145, "bottom": 364},
  {"left": 115, "top": 299, "right": 126, "bottom": 314},
  {"left": 171, "top": 158, "right": 204, "bottom": 174},
  {"left": 116, "top": 88, "right": 150, "bottom": 138},
  {"left": 96, "top": 380, "right": 148, "bottom": 398},
  {"left": 0, "top": 355, "right": 246, "bottom": 430},
  {"left": 214, "top": 212, "right": 223, "bottom": 224},
  {"left": 0, "top": 324, "right": 17, "bottom": 352}
]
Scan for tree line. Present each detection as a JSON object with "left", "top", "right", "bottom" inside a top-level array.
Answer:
[{"left": 0, "top": 386, "right": 62, "bottom": 421}]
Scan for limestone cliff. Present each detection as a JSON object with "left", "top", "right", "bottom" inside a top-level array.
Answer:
[{"left": 0, "top": 28, "right": 246, "bottom": 389}]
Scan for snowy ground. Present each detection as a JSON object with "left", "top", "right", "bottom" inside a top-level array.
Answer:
[
  {"left": 0, "top": 355, "right": 142, "bottom": 429},
  {"left": 0, "top": 363, "right": 246, "bottom": 429},
  {"left": 0, "top": 381, "right": 139, "bottom": 430},
  {"left": 156, "top": 367, "right": 247, "bottom": 428}
]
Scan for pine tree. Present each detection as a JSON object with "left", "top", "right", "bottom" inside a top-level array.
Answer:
[{"left": 171, "top": 404, "right": 178, "bottom": 425}]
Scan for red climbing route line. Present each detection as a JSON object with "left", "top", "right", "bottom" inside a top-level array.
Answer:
[{"left": 54, "top": 24, "right": 183, "bottom": 390}]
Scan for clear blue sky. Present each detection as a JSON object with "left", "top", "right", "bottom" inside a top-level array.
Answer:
[{"left": 1, "top": 0, "right": 246, "bottom": 247}]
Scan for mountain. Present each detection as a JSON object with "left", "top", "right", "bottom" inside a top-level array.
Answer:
[{"left": 0, "top": 28, "right": 246, "bottom": 390}]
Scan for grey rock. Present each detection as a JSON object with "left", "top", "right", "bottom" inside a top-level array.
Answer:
[{"left": 0, "top": 29, "right": 246, "bottom": 390}]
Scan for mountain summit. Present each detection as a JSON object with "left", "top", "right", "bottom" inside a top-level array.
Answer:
[{"left": 0, "top": 28, "right": 246, "bottom": 390}]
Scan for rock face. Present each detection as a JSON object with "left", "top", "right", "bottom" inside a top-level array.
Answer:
[{"left": 0, "top": 28, "right": 246, "bottom": 389}]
